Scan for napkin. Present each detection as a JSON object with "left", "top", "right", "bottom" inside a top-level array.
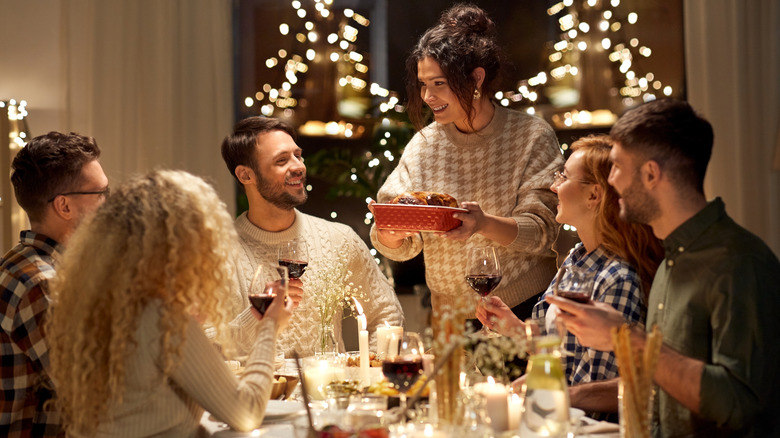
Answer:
[{"left": 578, "top": 420, "right": 620, "bottom": 435}]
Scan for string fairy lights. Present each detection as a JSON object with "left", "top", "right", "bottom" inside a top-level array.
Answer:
[
  {"left": 497, "top": 0, "right": 674, "bottom": 128},
  {"left": 1, "top": 99, "right": 29, "bottom": 150},
  {"left": 245, "top": 0, "right": 404, "bottom": 139},
  {"left": 253, "top": 1, "right": 675, "bottom": 240}
]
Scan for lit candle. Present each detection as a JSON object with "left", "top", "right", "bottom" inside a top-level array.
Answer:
[
  {"left": 303, "top": 359, "right": 344, "bottom": 400},
  {"left": 376, "top": 323, "right": 403, "bottom": 358},
  {"left": 354, "top": 299, "right": 370, "bottom": 388},
  {"left": 508, "top": 392, "right": 523, "bottom": 431},
  {"left": 473, "top": 376, "right": 510, "bottom": 431},
  {"left": 387, "top": 328, "right": 404, "bottom": 360},
  {"left": 376, "top": 323, "right": 391, "bottom": 358}
]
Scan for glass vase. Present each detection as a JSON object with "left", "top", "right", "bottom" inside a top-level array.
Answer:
[
  {"left": 431, "top": 294, "right": 466, "bottom": 425},
  {"left": 319, "top": 320, "right": 337, "bottom": 355},
  {"left": 618, "top": 380, "right": 653, "bottom": 438}
]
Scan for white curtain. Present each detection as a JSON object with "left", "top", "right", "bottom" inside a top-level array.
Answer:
[
  {"left": 61, "top": 0, "right": 235, "bottom": 210},
  {"left": 685, "top": 0, "right": 780, "bottom": 256}
]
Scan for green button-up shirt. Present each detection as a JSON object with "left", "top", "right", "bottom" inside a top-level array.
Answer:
[
  {"left": 647, "top": 198, "right": 780, "bottom": 437},
  {"left": 646, "top": 198, "right": 780, "bottom": 437}
]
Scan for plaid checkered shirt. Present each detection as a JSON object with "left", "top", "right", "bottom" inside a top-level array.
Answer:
[
  {"left": 1, "top": 231, "right": 62, "bottom": 437},
  {"left": 533, "top": 243, "right": 646, "bottom": 420}
]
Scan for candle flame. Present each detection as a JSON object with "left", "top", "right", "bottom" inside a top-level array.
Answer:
[
  {"left": 353, "top": 297, "right": 367, "bottom": 331},
  {"left": 487, "top": 376, "right": 496, "bottom": 385},
  {"left": 353, "top": 297, "right": 364, "bottom": 315}
]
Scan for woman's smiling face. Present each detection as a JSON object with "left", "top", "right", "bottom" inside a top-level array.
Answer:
[
  {"left": 417, "top": 57, "right": 470, "bottom": 129},
  {"left": 551, "top": 150, "right": 595, "bottom": 228}
]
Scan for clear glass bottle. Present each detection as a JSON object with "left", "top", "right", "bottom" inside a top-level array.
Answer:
[{"left": 519, "top": 329, "right": 571, "bottom": 437}]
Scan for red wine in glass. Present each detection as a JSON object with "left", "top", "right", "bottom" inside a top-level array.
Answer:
[
  {"left": 556, "top": 290, "right": 590, "bottom": 303},
  {"left": 553, "top": 266, "right": 594, "bottom": 304},
  {"left": 382, "top": 332, "right": 424, "bottom": 424},
  {"left": 278, "top": 259, "right": 308, "bottom": 279},
  {"left": 278, "top": 240, "right": 309, "bottom": 279},
  {"left": 466, "top": 274, "right": 503, "bottom": 297},
  {"left": 248, "top": 294, "right": 276, "bottom": 315},
  {"left": 382, "top": 359, "right": 423, "bottom": 392},
  {"left": 465, "top": 247, "right": 502, "bottom": 337}
]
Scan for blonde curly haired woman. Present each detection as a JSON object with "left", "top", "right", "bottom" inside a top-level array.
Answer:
[{"left": 46, "top": 170, "right": 292, "bottom": 437}]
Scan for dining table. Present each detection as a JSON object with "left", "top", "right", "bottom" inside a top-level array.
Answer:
[
  {"left": 198, "top": 402, "right": 623, "bottom": 438},
  {"left": 207, "top": 359, "right": 624, "bottom": 437}
]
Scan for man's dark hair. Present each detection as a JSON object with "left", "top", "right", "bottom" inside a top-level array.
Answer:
[
  {"left": 11, "top": 131, "right": 101, "bottom": 222},
  {"left": 610, "top": 99, "right": 714, "bottom": 194},
  {"left": 220, "top": 117, "right": 297, "bottom": 183}
]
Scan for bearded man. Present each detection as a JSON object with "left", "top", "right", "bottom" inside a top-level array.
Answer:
[{"left": 220, "top": 117, "right": 403, "bottom": 357}]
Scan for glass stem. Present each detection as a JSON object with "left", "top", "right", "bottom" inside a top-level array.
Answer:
[{"left": 399, "top": 393, "right": 407, "bottom": 424}]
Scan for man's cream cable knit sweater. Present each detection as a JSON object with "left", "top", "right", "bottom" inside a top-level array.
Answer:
[
  {"left": 370, "top": 105, "right": 562, "bottom": 315},
  {"left": 228, "top": 210, "right": 404, "bottom": 357}
]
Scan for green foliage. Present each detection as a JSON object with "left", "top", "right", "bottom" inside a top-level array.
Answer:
[{"left": 305, "top": 114, "right": 414, "bottom": 200}]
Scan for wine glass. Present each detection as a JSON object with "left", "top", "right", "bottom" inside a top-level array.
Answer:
[
  {"left": 550, "top": 265, "right": 594, "bottom": 356},
  {"left": 465, "top": 246, "right": 503, "bottom": 337},
  {"left": 278, "top": 239, "right": 309, "bottom": 279},
  {"left": 382, "top": 332, "right": 424, "bottom": 424},
  {"left": 248, "top": 264, "right": 289, "bottom": 316},
  {"left": 553, "top": 266, "right": 594, "bottom": 303}
]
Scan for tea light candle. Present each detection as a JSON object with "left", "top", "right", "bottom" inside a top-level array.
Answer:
[
  {"left": 474, "top": 377, "right": 510, "bottom": 431},
  {"left": 508, "top": 392, "right": 523, "bottom": 430},
  {"left": 303, "top": 360, "right": 334, "bottom": 400}
]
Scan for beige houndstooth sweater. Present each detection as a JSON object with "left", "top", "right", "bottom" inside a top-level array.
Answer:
[
  {"left": 228, "top": 210, "right": 404, "bottom": 358},
  {"left": 370, "top": 105, "right": 562, "bottom": 315}
]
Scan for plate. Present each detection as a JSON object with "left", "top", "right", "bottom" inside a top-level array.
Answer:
[
  {"left": 264, "top": 400, "right": 306, "bottom": 422},
  {"left": 373, "top": 204, "right": 467, "bottom": 232}
]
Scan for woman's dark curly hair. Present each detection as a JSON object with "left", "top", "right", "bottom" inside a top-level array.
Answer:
[{"left": 405, "top": 3, "right": 504, "bottom": 131}]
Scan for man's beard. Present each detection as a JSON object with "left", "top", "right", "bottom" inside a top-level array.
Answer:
[
  {"left": 619, "top": 173, "right": 660, "bottom": 225},
  {"left": 255, "top": 171, "right": 308, "bottom": 210}
]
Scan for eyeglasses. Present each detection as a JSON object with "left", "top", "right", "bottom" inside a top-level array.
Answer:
[
  {"left": 47, "top": 186, "right": 110, "bottom": 203},
  {"left": 552, "top": 171, "right": 593, "bottom": 188}
]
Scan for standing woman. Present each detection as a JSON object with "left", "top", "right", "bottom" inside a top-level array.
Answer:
[
  {"left": 47, "top": 170, "right": 292, "bottom": 437},
  {"left": 370, "top": 4, "right": 563, "bottom": 320}
]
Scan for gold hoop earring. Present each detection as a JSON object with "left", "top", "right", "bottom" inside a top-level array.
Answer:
[{"left": 473, "top": 89, "right": 481, "bottom": 100}]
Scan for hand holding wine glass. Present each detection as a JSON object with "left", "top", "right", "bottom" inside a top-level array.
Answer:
[
  {"left": 248, "top": 264, "right": 290, "bottom": 321},
  {"left": 382, "top": 332, "right": 424, "bottom": 424},
  {"left": 550, "top": 265, "right": 594, "bottom": 356},
  {"left": 466, "top": 246, "right": 503, "bottom": 337}
]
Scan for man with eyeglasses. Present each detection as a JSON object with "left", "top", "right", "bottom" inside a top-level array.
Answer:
[{"left": 1, "top": 131, "right": 108, "bottom": 437}]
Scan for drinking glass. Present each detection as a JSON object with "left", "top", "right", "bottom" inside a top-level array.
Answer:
[
  {"left": 465, "top": 246, "right": 503, "bottom": 337},
  {"left": 553, "top": 265, "right": 594, "bottom": 303},
  {"left": 278, "top": 239, "right": 309, "bottom": 279},
  {"left": 247, "top": 264, "right": 288, "bottom": 316},
  {"left": 382, "top": 332, "right": 424, "bottom": 424}
]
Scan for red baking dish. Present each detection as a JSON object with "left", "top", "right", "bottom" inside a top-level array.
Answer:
[{"left": 373, "top": 204, "right": 467, "bottom": 232}]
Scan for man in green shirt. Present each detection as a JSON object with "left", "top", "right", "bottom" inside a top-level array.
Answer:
[{"left": 549, "top": 99, "right": 780, "bottom": 437}]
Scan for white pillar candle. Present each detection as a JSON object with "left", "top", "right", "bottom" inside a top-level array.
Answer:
[
  {"left": 359, "top": 330, "right": 370, "bottom": 386},
  {"left": 376, "top": 325, "right": 391, "bottom": 358},
  {"left": 358, "top": 314, "right": 370, "bottom": 388},
  {"left": 508, "top": 392, "right": 523, "bottom": 431},
  {"left": 376, "top": 324, "right": 403, "bottom": 357},
  {"left": 474, "top": 378, "right": 510, "bottom": 431}
]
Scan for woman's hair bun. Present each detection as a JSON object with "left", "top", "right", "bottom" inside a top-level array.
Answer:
[{"left": 439, "top": 3, "right": 495, "bottom": 36}]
